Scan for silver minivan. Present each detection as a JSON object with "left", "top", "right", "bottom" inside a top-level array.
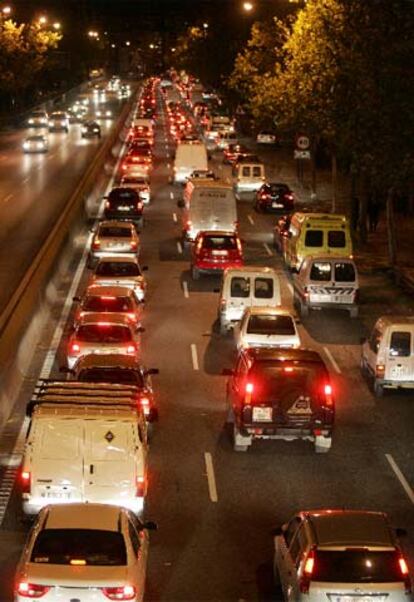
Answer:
[{"left": 217, "top": 267, "right": 281, "bottom": 334}]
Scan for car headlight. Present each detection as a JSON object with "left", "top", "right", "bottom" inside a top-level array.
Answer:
[
  {"left": 82, "top": 127, "right": 87, "bottom": 133},
  {"left": 106, "top": 111, "right": 112, "bottom": 117},
  {"left": 96, "top": 111, "right": 102, "bottom": 117},
  {"left": 23, "top": 142, "right": 30, "bottom": 149},
  {"left": 28, "top": 119, "right": 34, "bottom": 125}
]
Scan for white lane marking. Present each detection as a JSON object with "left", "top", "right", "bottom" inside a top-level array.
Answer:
[
  {"left": 247, "top": 214, "right": 255, "bottom": 226},
  {"left": 204, "top": 452, "right": 218, "bottom": 503},
  {"left": 323, "top": 346, "right": 341, "bottom": 374},
  {"left": 191, "top": 343, "right": 199, "bottom": 371},
  {"left": 170, "top": 191, "right": 174, "bottom": 200},
  {"left": 172, "top": 212, "right": 178, "bottom": 223},
  {"left": 177, "top": 241, "right": 183, "bottom": 254},
  {"left": 263, "top": 243, "right": 273, "bottom": 256},
  {"left": 167, "top": 162, "right": 171, "bottom": 169},
  {"left": 183, "top": 280, "right": 189, "bottom": 298},
  {"left": 386, "top": 454, "right": 414, "bottom": 505},
  {"left": 22, "top": 176, "right": 29, "bottom": 184},
  {"left": 2, "top": 193, "right": 13, "bottom": 203}
]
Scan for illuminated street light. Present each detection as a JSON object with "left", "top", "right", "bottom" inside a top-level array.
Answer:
[
  {"left": 111, "top": 43, "right": 116, "bottom": 48},
  {"left": 203, "top": 22, "right": 209, "bottom": 29},
  {"left": 38, "top": 15, "right": 47, "bottom": 25},
  {"left": 149, "top": 43, "right": 155, "bottom": 49},
  {"left": 125, "top": 40, "right": 130, "bottom": 46},
  {"left": 2, "top": 5, "right": 12, "bottom": 15},
  {"left": 242, "top": 1, "right": 254, "bottom": 11},
  {"left": 88, "top": 30, "right": 99, "bottom": 38},
  {"left": 171, "top": 47, "right": 176, "bottom": 53},
  {"left": 52, "top": 22, "right": 61, "bottom": 30}
]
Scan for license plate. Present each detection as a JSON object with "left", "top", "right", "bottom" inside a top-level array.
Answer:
[
  {"left": 252, "top": 407, "right": 272, "bottom": 422},
  {"left": 272, "top": 202, "right": 283, "bottom": 208},
  {"left": 118, "top": 205, "right": 130, "bottom": 211},
  {"left": 329, "top": 597, "right": 386, "bottom": 602},
  {"left": 212, "top": 250, "right": 228, "bottom": 256},
  {"left": 43, "top": 492, "right": 71, "bottom": 499},
  {"left": 391, "top": 365, "right": 406, "bottom": 378}
]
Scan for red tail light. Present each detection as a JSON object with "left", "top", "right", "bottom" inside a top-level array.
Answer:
[
  {"left": 92, "top": 240, "right": 100, "bottom": 250},
  {"left": 21, "top": 470, "right": 31, "bottom": 494},
  {"left": 127, "top": 344, "right": 136, "bottom": 354},
  {"left": 324, "top": 384, "right": 332, "bottom": 396},
  {"left": 130, "top": 240, "right": 137, "bottom": 250},
  {"left": 140, "top": 396, "right": 150, "bottom": 415},
  {"left": 16, "top": 582, "right": 50, "bottom": 598},
  {"left": 71, "top": 342, "right": 80, "bottom": 354},
  {"left": 102, "top": 585, "right": 137, "bottom": 601},
  {"left": 244, "top": 382, "right": 254, "bottom": 405},
  {"left": 399, "top": 556, "right": 409, "bottom": 576},
  {"left": 136, "top": 475, "right": 146, "bottom": 497},
  {"left": 236, "top": 237, "right": 242, "bottom": 254},
  {"left": 398, "top": 556, "right": 411, "bottom": 593},
  {"left": 105, "top": 201, "right": 110, "bottom": 209},
  {"left": 137, "top": 202, "right": 143, "bottom": 210},
  {"left": 126, "top": 312, "right": 137, "bottom": 322},
  {"left": 299, "top": 548, "right": 315, "bottom": 594}
]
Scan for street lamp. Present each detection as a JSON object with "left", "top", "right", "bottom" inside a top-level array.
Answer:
[
  {"left": 1, "top": 5, "right": 12, "bottom": 15},
  {"left": 125, "top": 40, "right": 130, "bottom": 46},
  {"left": 38, "top": 15, "right": 47, "bottom": 25},
  {"left": 149, "top": 43, "right": 155, "bottom": 49},
  {"left": 52, "top": 22, "right": 61, "bottom": 30},
  {"left": 242, "top": 1, "right": 254, "bottom": 11},
  {"left": 203, "top": 22, "right": 209, "bottom": 29}
]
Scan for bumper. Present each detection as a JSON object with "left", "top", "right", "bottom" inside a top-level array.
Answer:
[
  {"left": 378, "top": 379, "right": 414, "bottom": 390},
  {"left": 239, "top": 423, "right": 332, "bottom": 442},
  {"left": 236, "top": 182, "right": 264, "bottom": 193},
  {"left": 89, "top": 250, "right": 139, "bottom": 263},
  {"left": 23, "top": 495, "right": 144, "bottom": 517},
  {"left": 195, "top": 260, "right": 243, "bottom": 274},
  {"left": 104, "top": 210, "right": 143, "bottom": 221},
  {"left": 307, "top": 300, "right": 356, "bottom": 312}
]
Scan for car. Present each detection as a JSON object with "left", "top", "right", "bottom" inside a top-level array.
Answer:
[
  {"left": 121, "top": 154, "right": 152, "bottom": 179},
  {"left": 103, "top": 187, "right": 144, "bottom": 222},
  {"left": 120, "top": 176, "right": 151, "bottom": 205},
  {"left": 255, "top": 183, "right": 294, "bottom": 213},
  {"left": 81, "top": 119, "right": 101, "bottom": 138},
  {"left": 273, "top": 510, "right": 411, "bottom": 602},
  {"left": 191, "top": 230, "right": 243, "bottom": 280},
  {"left": 68, "top": 353, "right": 159, "bottom": 422},
  {"left": 14, "top": 503, "right": 157, "bottom": 602},
  {"left": 188, "top": 169, "right": 216, "bottom": 181},
  {"left": 233, "top": 159, "right": 266, "bottom": 196},
  {"left": 73, "top": 285, "right": 142, "bottom": 329},
  {"left": 234, "top": 306, "right": 301, "bottom": 351},
  {"left": 88, "top": 256, "right": 148, "bottom": 302},
  {"left": 26, "top": 110, "right": 48, "bottom": 128},
  {"left": 224, "top": 347, "right": 334, "bottom": 452},
  {"left": 88, "top": 221, "right": 140, "bottom": 268},
  {"left": 256, "top": 130, "right": 277, "bottom": 144},
  {"left": 66, "top": 313, "right": 143, "bottom": 369},
  {"left": 127, "top": 138, "right": 153, "bottom": 154},
  {"left": 48, "top": 111, "right": 69, "bottom": 133},
  {"left": 222, "top": 144, "right": 250, "bottom": 165},
  {"left": 22, "top": 134, "right": 48, "bottom": 153},
  {"left": 95, "top": 108, "right": 113, "bottom": 119}
]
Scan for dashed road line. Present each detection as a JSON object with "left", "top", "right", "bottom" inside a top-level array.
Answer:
[
  {"left": 323, "top": 346, "right": 341, "bottom": 374},
  {"left": 386, "top": 454, "right": 414, "bottom": 505},
  {"left": 170, "top": 191, "right": 174, "bottom": 200},
  {"left": 247, "top": 214, "right": 255, "bottom": 226},
  {"left": 177, "top": 241, "right": 183, "bottom": 254},
  {"left": 2, "top": 193, "right": 13, "bottom": 203},
  {"left": 191, "top": 343, "right": 199, "bottom": 371},
  {"left": 204, "top": 452, "right": 218, "bottom": 502},
  {"left": 172, "top": 212, "right": 178, "bottom": 223},
  {"left": 182, "top": 280, "right": 189, "bottom": 298},
  {"left": 0, "top": 417, "right": 29, "bottom": 525},
  {"left": 263, "top": 243, "right": 273, "bottom": 256}
]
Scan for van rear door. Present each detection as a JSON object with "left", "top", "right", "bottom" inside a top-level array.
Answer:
[
  {"left": 31, "top": 419, "right": 83, "bottom": 504},
  {"left": 252, "top": 275, "right": 280, "bottom": 307},
  {"left": 83, "top": 421, "right": 137, "bottom": 505},
  {"left": 386, "top": 329, "right": 414, "bottom": 383}
]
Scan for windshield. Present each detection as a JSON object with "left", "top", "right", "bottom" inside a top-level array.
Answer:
[
  {"left": 98, "top": 227, "right": 132, "bottom": 238},
  {"left": 79, "top": 367, "right": 143, "bottom": 386},
  {"left": 109, "top": 189, "right": 138, "bottom": 202},
  {"left": 76, "top": 324, "right": 132, "bottom": 343},
  {"left": 96, "top": 261, "right": 140, "bottom": 277},
  {"left": 246, "top": 315, "right": 295, "bottom": 336},
  {"left": 31, "top": 529, "right": 126, "bottom": 566},
  {"left": 83, "top": 296, "right": 133, "bottom": 313},
  {"left": 312, "top": 549, "right": 405, "bottom": 583}
]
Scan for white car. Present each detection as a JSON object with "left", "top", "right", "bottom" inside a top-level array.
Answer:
[
  {"left": 234, "top": 306, "right": 301, "bottom": 350},
  {"left": 15, "top": 503, "right": 156, "bottom": 602},
  {"left": 256, "top": 130, "right": 277, "bottom": 144},
  {"left": 89, "top": 256, "right": 148, "bottom": 302},
  {"left": 26, "top": 110, "right": 48, "bottom": 128},
  {"left": 22, "top": 135, "right": 48, "bottom": 153}
]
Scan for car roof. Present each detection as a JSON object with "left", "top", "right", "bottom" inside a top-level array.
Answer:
[
  {"left": 244, "top": 347, "right": 323, "bottom": 364},
  {"left": 96, "top": 256, "right": 139, "bottom": 265},
  {"left": 76, "top": 312, "right": 133, "bottom": 326},
  {"left": 224, "top": 266, "right": 276, "bottom": 276},
  {"left": 98, "top": 220, "right": 135, "bottom": 229},
  {"left": 44, "top": 503, "right": 121, "bottom": 531},
  {"left": 244, "top": 306, "right": 293, "bottom": 317},
  {"left": 75, "top": 353, "right": 142, "bottom": 371},
  {"left": 303, "top": 510, "right": 394, "bottom": 547},
  {"left": 84, "top": 285, "right": 134, "bottom": 298},
  {"left": 376, "top": 315, "right": 414, "bottom": 328}
]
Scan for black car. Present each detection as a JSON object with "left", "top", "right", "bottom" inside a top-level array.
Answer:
[
  {"left": 104, "top": 187, "right": 143, "bottom": 223},
  {"left": 81, "top": 120, "right": 101, "bottom": 138},
  {"left": 224, "top": 347, "right": 334, "bottom": 453},
  {"left": 255, "top": 182, "right": 294, "bottom": 212}
]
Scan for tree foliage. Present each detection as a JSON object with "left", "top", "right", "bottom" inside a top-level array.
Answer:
[{"left": 0, "top": 18, "right": 62, "bottom": 94}]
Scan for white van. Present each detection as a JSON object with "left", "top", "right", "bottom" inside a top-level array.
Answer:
[
  {"left": 217, "top": 131, "right": 238, "bottom": 150},
  {"left": 361, "top": 316, "right": 414, "bottom": 397},
  {"left": 233, "top": 160, "right": 265, "bottom": 196},
  {"left": 183, "top": 183, "right": 238, "bottom": 242},
  {"left": 182, "top": 175, "right": 216, "bottom": 208},
  {"left": 217, "top": 267, "right": 281, "bottom": 334},
  {"left": 22, "top": 381, "right": 148, "bottom": 517},
  {"left": 173, "top": 141, "right": 208, "bottom": 184}
]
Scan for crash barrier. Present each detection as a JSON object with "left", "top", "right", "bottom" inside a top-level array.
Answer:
[{"left": 0, "top": 90, "right": 137, "bottom": 433}]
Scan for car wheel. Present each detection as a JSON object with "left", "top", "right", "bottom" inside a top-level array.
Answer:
[
  {"left": 233, "top": 424, "right": 249, "bottom": 452},
  {"left": 192, "top": 266, "right": 200, "bottom": 280},
  {"left": 374, "top": 381, "right": 384, "bottom": 398}
]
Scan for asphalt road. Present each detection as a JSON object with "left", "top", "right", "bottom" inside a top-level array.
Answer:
[
  {"left": 0, "top": 85, "right": 414, "bottom": 601},
  {"left": 0, "top": 84, "right": 131, "bottom": 315}
]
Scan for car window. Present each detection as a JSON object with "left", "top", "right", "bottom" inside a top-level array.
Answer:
[
  {"left": 203, "top": 236, "right": 237, "bottom": 250},
  {"left": 242, "top": 166, "right": 250, "bottom": 177},
  {"left": 284, "top": 516, "right": 302, "bottom": 547},
  {"left": 310, "top": 262, "right": 332, "bottom": 281},
  {"left": 109, "top": 189, "right": 138, "bottom": 202},
  {"left": 83, "top": 296, "right": 133, "bottom": 313},
  {"left": 311, "top": 550, "right": 406, "bottom": 583},
  {"left": 252, "top": 166, "right": 262, "bottom": 178},
  {"left": 369, "top": 328, "right": 381, "bottom": 353},
  {"left": 76, "top": 324, "right": 132, "bottom": 343},
  {"left": 128, "top": 521, "right": 141, "bottom": 556},
  {"left": 230, "top": 277, "right": 250, "bottom": 298},
  {"left": 31, "top": 529, "right": 126, "bottom": 566},
  {"left": 99, "top": 227, "right": 132, "bottom": 238},
  {"left": 246, "top": 315, "right": 295, "bottom": 336},
  {"left": 305, "top": 230, "right": 323, "bottom": 247},
  {"left": 334, "top": 262, "right": 355, "bottom": 282},
  {"left": 96, "top": 261, "right": 140, "bottom": 277},
  {"left": 390, "top": 331, "right": 411, "bottom": 357},
  {"left": 328, "top": 230, "right": 346, "bottom": 248},
  {"left": 79, "top": 367, "right": 142, "bottom": 386},
  {"left": 254, "top": 278, "right": 274, "bottom": 299}
]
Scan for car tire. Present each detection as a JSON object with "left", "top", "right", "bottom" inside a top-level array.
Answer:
[
  {"left": 233, "top": 424, "right": 249, "bottom": 452},
  {"left": 374, "top": 381, "right": 384, "bottom": 397},
  {"left": 192, "top": 266, "right": 200, "bottom": 280}
]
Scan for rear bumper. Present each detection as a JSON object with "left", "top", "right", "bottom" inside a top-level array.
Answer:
[
  {"left": 239, "top": 423, "right": 332, "bottom": 441},
  {"left": 89, "top": 250, "right": 139, "bottom": 262},
  {"left": 307, "top": 300, "right": 356, "bottom": 312},
  {"left": 378, "top": 379, "right": 414, "bottom": 390},
  {"left": 195, "top": 260, "right": 243, "bottom": 273},
  {"left": 23, "top": 495, "right": 145, "bottom": 516}
]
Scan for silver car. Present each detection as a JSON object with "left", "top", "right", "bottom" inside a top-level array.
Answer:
[
  {"left": 66, "top": 313, "right": 143, "bottom": 369},
  {"left": 22, "top": 135, "right": 48, "bottom": 153},
  {"left": 273, "top": 509, "right": 411, "bottom": 602},
  {"left": 88, "top": 220, "right": 140, "bottom": 267},
  {"left": 88, "top": 256, "right": 148, "bottom": 302},
  {"left": 26, "top": 110, "right": 48, "bottom": 128},
  {"left": 73, "top": 285, "right": 142, "bottom": 329},
  {"left": 48, "top": 111, "right": 69, "bottom": 133}
]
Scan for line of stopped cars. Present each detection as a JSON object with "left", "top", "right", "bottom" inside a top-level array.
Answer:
[{"left": 15, "top": 78, "right": 158, "bottom": 602}]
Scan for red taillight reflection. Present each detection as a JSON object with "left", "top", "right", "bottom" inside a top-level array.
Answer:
[
  {"left": 92, "top": 240, "right": 100, "bottom": 250},
  {"left": 16, "top": 582, "right": 51, "bottom": 598},
  {"left": 21, "top": 470, "right": 31, "bottom": 494},
  {"left": 102, "top": 585, "right": 137, "bottom": 601}
]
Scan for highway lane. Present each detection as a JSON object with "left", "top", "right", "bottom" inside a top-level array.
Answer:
[
  {"left": 0, "top": 87, "right": 414, "bottom": 600},
  {"left": 0, "top": 85, "right": 132, "bottom": 314}
]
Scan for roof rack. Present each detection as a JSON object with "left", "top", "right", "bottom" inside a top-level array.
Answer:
[{"left": 27, "top": 379, "right": 142, "bottom": 417}]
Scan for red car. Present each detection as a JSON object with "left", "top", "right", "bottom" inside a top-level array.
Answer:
[{"left": 191, "top": 230, "right": 243, "bottom": 279}]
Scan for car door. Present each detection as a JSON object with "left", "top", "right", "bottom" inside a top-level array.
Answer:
[
  {"left": 253, "top": 276, "right": 279, "bottom": 308},
  {"left": 386, "top": 329, "right": 414, "bottom": 383},
  {"left": 363, "top": 327, "right": 382, "bottom": 375},
  {"left": 276, "top": 516, "right": 302, "bottom": 597}
]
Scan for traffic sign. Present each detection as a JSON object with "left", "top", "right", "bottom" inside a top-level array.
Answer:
[
  {"left": 295, "top": 134, "right": 310, "bottom": 151},
  {"left": 294, "top": 149, "right": 311, "bottom": 160}
]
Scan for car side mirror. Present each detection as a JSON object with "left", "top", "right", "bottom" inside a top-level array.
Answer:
[
  {"left": 146, "top": 368, "right": 159, "bottom": 375},
  {"left": 360, "top": 336, "right": 366, "bottom": 345},
  {"left": 222, "top": 368, "right": 234, "bottom": 376},
  {"left": 143, "top": 520, "right": 157, "bottom": 531},
  {"left": 137, "top": 326, "right": 145, "bottom": 333},
  {"left": 270, "top": 526, "right": 283, "bottom": 537},
  {"left": 141, "top": 265, "right": 148, "bottom": 271},
  {"left": 177, "top": 199, "right": 185, "bottom": 208},
  {"left": 395, "top": 527, "right": 407, "bottom": 538},
  {"left": 73, "top": 296, "right": 81, "bottom": 303}
]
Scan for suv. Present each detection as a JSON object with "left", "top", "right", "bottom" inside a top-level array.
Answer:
[
  {"left": 273, "top": 510, "right": 411, "bottom": 602},
  {"left": 255, "top": 182, "right": 294, "bottom": 213},
  {"left": 191, "top": 230, "right": 243, "bottom": 280},
  {"left": 104, "top": 187, "right": 144, "bottom": 223},
  {"left": 224, "top": 347, "right": 334, "bottom": 453}
]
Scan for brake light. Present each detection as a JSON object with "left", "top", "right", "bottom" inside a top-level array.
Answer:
[
  {"left": 245, "top": 382, "right": 254, "bottom": 394},
  {"left": 71, "top": 342, "right": 80, "bottom": 354},
  {"left": 140, "top": 396, "right": 150, "bottom": 415},
  {"left": 126, "top": 312, "right": 137, "bottom": 322},
  {"left": 398, "top": 555, "right": 411, "bottom": 593},
  {"left": 399, "top": 556, "right": 409, "bottom": 575},
  {"left": 299, "top": 548, "right": 315, "bottom": 594},
  {"left": 16, "top": 582, "right": 51, "bottom": 598},
  {"left": 324, "top": 384, "right": 332, "bottom": 396},
  {"left": 92, "top": 239, "right": 100, "bottom": 250},
  {"left": 324, "top": 383, "right": 333, "bottom": 406},
  {"left": 236, "top": 238, "right": 242, "bottom": 254},
  {"left": 137, "top": 202, "right": 143, "bottom": 210},
  {"left": 127, "top": 344, "right": 136, "bottom": 354},
  {"left": 102, "top": 585, "right": 137, "bottom": 601},
  {"left": 304, "top": 554, "right": 315, "bottom": 576},
  {"left": 130, "top": 240, "right": 137, "bottom": 250},
  {"left": 21, "top": 470, "right": 31, "bottom": 494},
  {"left": 375, "top": 364, "right": 385, "bottom": 377},
  {"left": 136, "top": 475, "right": 145, "bottom": 497},
  {"left": 284, "top": 366, "right": 294, "bottom": 373},
  {"left": 244, "top": 382, "right": 254, "bottom": 405}
]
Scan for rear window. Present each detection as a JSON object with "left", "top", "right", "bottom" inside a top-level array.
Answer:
[
  {"left": 390, "top": 331, "right": 411, "bottom": 357},
  {"left": 231, "top": 277, "right": 250, "bottom": 298},
  {"left": 310, "top": 262, "right": 332, "bottom": 281},
  {"left": 305, "top": 230, "right": 323, "bottom": 247},
  {"left": 335, "top": 262, "right": 356, "bottom": 282},
  {"left": 109, "top": 189, "right": 138, "bottom": 203},
  {"left": 203, "top": 236, "right": 237, "bottom": 250},
  {"left": 96, "top": 262, "right": 140, "bottom": 277},
  {"left": 76, "top": 324, "right": 132, "bottom": 343},
  {"left": 311, "top": 549, "right": 405, "bottom": 583},
  {"left": 254, "top": 278, "right": 274, "bottom": 299},
  {"left": 252, "top": 166, "right": 262, "bottom": 178},
  {"left": 79, "top": 368, "right": 143, "bottom": 386},
  {"left": 242, "top": 166, "right": 250, "bottom": 177},
  {"left": 83, "top": 296, "right": 133, "bottom": 313},
  {"left": 99, "top": 227, "right": 132, "bottom": 238},
  {"left": 31, "top": 529, "right": 126, "bottom": 566},
  {"left": 328, "top": 229, "right": 346, "bottom": 248},
  {"left": 249, "top": 362, "right": 327, "bottom": 404},
  {"left": 269, "top": 184, "right": 288, "bottom": 195},
  {"left": 246, "top": 315, "right": 295, "bottom": 336}
]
